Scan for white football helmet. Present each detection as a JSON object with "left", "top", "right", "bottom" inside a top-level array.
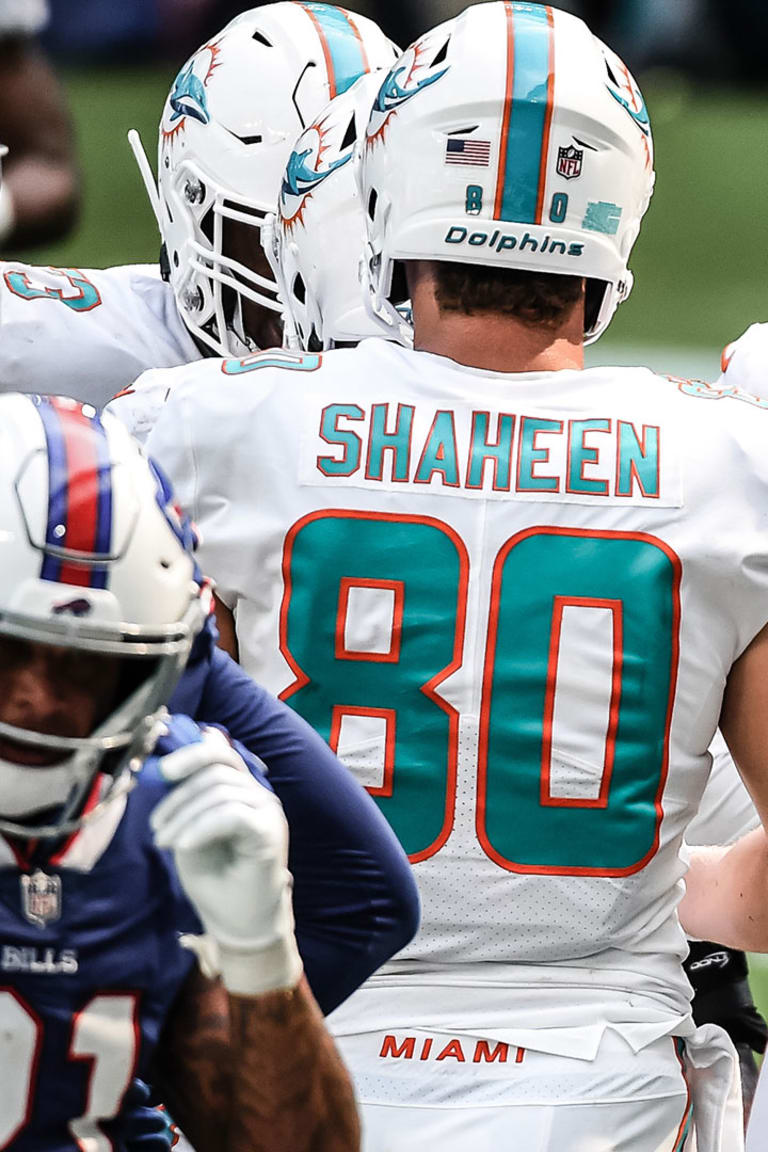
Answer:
[
  {"left": 131, "top": 2, "right": 399, "bottom": 357},
  {"left": 360, "top": 2, "right": 655, "bottom": 345},
  {"left": 264, "top": 71, "right": 395, "bottom": 351},
  {"left": 0, "top": 394, "right": 207, "bottom": 839}
]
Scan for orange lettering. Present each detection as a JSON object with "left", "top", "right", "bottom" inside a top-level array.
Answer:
[
  {"left": 436, "top": 1039, "right": 465, "bottom": 1062},
  {"left": 473, "top": 1040, "right": 509, "bottom": 1063},
  {"left": 380, "top": 1034, "right": 416, "bottom": 1059}
]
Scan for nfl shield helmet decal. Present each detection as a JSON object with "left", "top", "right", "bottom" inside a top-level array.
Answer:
[
  {"left": 556, "top": 144, "right": 583, "bottom": 180},
  {"left": 21, "top": 869, "right": 62, "bottom": 928}
]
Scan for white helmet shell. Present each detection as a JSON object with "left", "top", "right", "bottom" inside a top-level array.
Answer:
[
  {"left": 0, "top": 394, "right": 207, "bottom": 838},
  {"left": 154, "top": 2, "right": 399, "bottom": 357},
  {"left": 265, "top": 71, "right": 395, "bottom": 351},
  {"left": 360, "top": 2, "right": 655, "bottom": 345}
]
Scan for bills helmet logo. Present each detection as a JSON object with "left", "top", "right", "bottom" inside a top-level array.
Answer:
[
  {"left": 162, "top": 40, "right": 222, "bottom": 141},
  {"left": 557, "top": 145, "right": 583, "bottom": 180},
  {"left": 52, "top": 597, "right": 92, "bottom": 617},
  {"left": 21, "top": 870, "right": 62, "bottom": 928},
  {"left": 367, "top": 32, "right": 450, "bottom": 147},
  {"left": 279, "top": 115, "right": 352, "bottom": 232}
]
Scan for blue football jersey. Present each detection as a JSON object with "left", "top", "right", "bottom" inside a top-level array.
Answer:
[{"left": 0, "top": 717, "right": 205, "bottom": 1150}]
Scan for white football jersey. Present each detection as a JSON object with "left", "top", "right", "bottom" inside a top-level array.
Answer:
[
  {"left": 146, "top": 339, "right": 768, "bottom": 1035},
  {"left": 719, "top": 323, "right": 768, "bottom": 402},
  {"left": 0, "top": 262, "right": 201, "bottom": 406}
]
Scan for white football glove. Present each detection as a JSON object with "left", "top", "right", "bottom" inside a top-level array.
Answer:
[{"left": 150, "top": 728, "right": 303, "bottom": 996}]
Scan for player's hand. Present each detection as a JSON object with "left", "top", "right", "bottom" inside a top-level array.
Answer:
[
  {"left": 151, "top": 728, "right": 303, "bottom": 996},
  {"left": 121, "top": 1079, "right": 174, "bottom": 1150}
]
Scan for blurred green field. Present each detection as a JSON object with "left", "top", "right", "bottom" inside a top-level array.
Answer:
[{"left": 15, "top": 63, "right": 768, "bottom": 1024}]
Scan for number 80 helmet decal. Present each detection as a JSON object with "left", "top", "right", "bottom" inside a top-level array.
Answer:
[{"left": 360, "top": 2, "right": 655, "bottom": 345}]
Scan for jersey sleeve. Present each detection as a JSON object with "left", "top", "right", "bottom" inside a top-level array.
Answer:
[
  {"left": 196, "top": 647, "right": 420, "bottom": 1014},
  {"left": 0, "top": 263, "right": 197, "bottom": 406}
]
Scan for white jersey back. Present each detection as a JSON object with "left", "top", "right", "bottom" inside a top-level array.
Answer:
[
  {"left": 0, "top": 262, "right": 200, "bottom": 406},
  {"left": 146, "top": 339, "right": 768, "bottom": 1019}
]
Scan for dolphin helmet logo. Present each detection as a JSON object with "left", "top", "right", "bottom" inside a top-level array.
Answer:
[
  {"left": 603, "top": 49, "right": 650, "bottom": 138},
  {"left": 169, "top": 63, "right": 210, "bottom": 127},
  {"left": 367, "top": 34, "right": 450, "bottom": 147},
  {"left": 279, "top": 116, "right": 354, "bottom": 232},
  {"left": 281, "top": 147, "right": 350, "bottom": 201},
  {"left": 162, "top": 40, "right": 222, "bottom": 141}
]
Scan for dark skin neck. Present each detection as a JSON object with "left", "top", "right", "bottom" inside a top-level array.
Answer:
[{"left": 406, "top": 260, "right": 585, "bottom": 375}]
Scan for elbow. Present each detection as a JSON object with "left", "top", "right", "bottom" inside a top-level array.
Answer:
[
  {"left": 371, "top": 866, "right": 421, "bottom": 967},
  {"left": 389, "top": 872, "right": 421, "bottom": 956}
]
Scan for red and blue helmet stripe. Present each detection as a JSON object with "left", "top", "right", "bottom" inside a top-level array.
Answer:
[
  {"left": 494, "top": 3, "right": 555, "bottom": 225},
  {"left": 297, "top": 3, "right": 370, "bottom": 99},
  {"left": 34, "top": 396, "right": 113, "bottom": 589}
]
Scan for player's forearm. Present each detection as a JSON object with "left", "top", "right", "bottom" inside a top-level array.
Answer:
[
  {"left": 681, "top": 829, "right": 768, "bottom": 951},
  {"left": 4, "top": 157, "right": 79, "bottom": 246},
  {"left": 228, "top": 976, "right": 360, "bottom": 1152}
]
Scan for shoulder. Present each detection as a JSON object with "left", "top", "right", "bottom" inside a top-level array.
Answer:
[
  {"left": 148, "top": 347, "right": 328, "bottom": 441},
  {"left": 660, "top": 368, "right": 768, "bottom": 493},
  {"left": 718, "top": 323, "right": 768, "bottom": 400}
]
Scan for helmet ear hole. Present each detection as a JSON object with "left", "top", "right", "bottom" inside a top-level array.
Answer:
[
  {"left": 367, "top": 188, "right": 378, "bottom": 222},
  {"left": 252, "top": 30, "right": 272, "bottom": 47}
]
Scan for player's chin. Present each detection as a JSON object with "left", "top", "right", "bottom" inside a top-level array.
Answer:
[{"left": 0, "top": 736, "right": 67, "bottom": 767}]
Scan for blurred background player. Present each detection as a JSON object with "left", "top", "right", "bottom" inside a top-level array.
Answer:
[
  {"left": 0, "top": 2, "right": 397, "bottom": 402},
  {"left": 0, "top": 392, "right": 359, "bottom": 1149},
  {"left": 0, "top": 0, "right": 79, "bottom": 247}
]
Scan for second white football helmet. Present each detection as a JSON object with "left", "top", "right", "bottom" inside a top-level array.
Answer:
[
  {"left": 132, "top": 2, "right": 398, "bottom": 357},
  {"left": 360, "top": 2, "right": 655, "bottom": 345},
  {"left": 264, "top": 71, "right": 392, "bottom": 351}
]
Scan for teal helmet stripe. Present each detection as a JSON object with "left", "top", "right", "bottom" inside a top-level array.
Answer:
[
  {"left": 494, "top": 3, "right": 555, "bottom": 224},
  {"left": 298, "top": 3, "right": 369, "bottom": 99}
]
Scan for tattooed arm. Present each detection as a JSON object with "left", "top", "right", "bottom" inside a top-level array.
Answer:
[
  {"left": 154, "top": 965, "right": 360, "bottom": 1152},
  {"left": 227, "top": 978, "right": 360, "bottom": 1152}
]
